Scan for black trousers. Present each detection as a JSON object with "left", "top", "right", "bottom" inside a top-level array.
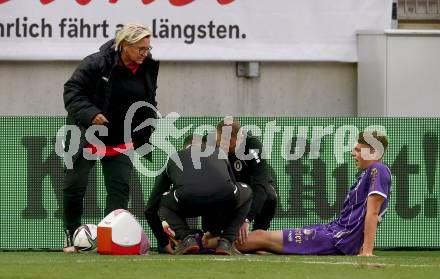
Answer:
[
  {"left": 63, "top": 154, "right": 133, "bottom": 233},
  {"left": 159, "top": 183, "right": 252, "bottom": 242},
  {"left": 252, "top": 183, "right": 277, "bottom": 231}
]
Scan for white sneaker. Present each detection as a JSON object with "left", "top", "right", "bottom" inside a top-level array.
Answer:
[{"left": 63, "top": 229, "right": 78, "bottom": 253}]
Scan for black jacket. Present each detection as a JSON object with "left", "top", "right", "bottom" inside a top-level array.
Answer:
[
  {"left": 63, "top": 39, "right": 160, "bottom": 161},
  {"left": 229, "top": 134, "right": 275, "bottom": 221}
]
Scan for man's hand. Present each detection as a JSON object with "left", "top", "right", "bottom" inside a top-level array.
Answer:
[
  {"left": 358, "top": 252, "right": 375, "bottom": 257},
  {"left": 358, "top": 246, "right": 374, "bottom": 257},
  {"left": 238, "top": 221, "right": 250, "bottom": 245},
  {"left": 92, "top": 113, "right": 109, "bottom": 125}
]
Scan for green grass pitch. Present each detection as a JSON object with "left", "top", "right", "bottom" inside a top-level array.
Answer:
[{"left": 1, "top": 251, "right": 439, "bottom": 279}]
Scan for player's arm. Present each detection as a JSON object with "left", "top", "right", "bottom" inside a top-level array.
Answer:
[
  {"left": 239, "top": 138, "right": 270, "bottom": 243},
  {"left": 359, "top": 194, "right": 385, "bottom": 256},
  {"left": 246, "top": 139, "right": 271, "bottom": 222},
  {"left": 145, "top": 168, "right": 173, "bottom": 253}
]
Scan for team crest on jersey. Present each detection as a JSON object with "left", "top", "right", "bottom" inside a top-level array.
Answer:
[{"left": 234, "top": 160, "right": 242, "bottom": 171}]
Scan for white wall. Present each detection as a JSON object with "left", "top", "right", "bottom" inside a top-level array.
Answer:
[
  {"left": 358, "top": 30, "right": 440, "bottom": 116},
  {"left": 0, "top": 61, "right": 357, "bottom": 116}
]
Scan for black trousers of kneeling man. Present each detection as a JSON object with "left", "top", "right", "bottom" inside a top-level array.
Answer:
[{"left": 159, "top": 182, "right": 252, "bottom": 243}]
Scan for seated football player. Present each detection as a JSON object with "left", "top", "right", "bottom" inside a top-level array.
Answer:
[{"left": 204, "top": 131, "right": 391, "bottom": 257}]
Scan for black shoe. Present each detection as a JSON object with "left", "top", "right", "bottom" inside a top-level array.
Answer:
[
  {"left": 174, "top": 234, "right": 200, "bottom": 255},
  {"left": 215, "top": 238, "right": 241, "bottom": 256}
]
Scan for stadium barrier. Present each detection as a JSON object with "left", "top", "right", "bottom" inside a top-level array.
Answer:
[{"left": 0, "top": 117, "right": 439, "bottom": 249}]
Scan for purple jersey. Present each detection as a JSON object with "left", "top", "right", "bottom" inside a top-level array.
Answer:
[
  {"left": 330, "top": 162, "right": 391, "bottom": 255},
  {"left": 282, "top": 162, "right": 391, "bottom": 255}
]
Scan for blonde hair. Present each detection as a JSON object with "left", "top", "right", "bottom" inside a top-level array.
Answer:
[{"left": 114, "top": 23, "right": 152, "bottom": 52}]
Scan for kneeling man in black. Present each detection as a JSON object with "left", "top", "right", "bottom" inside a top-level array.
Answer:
[{"left": 145, "top": 135, "right": 252, "bottom": 255}]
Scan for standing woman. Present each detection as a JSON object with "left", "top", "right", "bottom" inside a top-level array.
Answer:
[{"left": 62, "top": 23, "right": 159, "bottom": 252}]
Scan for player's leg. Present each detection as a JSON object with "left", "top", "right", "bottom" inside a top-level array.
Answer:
[
  {"left": 63, "top": 156, "right": 95, "bottom": 251},
  {"left": 252, "top": 183, "right": 277, "bottom": 230},
  {"left": 200, "top": 229, "right": 283, "bottom": 254},
  {"left": 101, "top": 154, "right": 132, "bottom": 215},
  {"left": 236, "top": 230, "right": 284, "bottom": 253},
  {"left": 237, "top": 225, "right": 342, "bottom": 255}
]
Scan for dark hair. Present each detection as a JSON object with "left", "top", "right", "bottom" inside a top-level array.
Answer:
[
  {"left": 216, "top": 118, "right": 241, "bottom": 138},
  {"left": 358, "top": 131, "right": 388, "bottom": 151}
]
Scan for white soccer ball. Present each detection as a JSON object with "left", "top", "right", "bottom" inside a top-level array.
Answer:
[{"left": 73, "top": 224, "right": 97, "bottom": 252}]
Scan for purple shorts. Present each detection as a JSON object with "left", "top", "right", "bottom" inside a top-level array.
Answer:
[{"left": 282, "top": 224, "right": 343, "bottom": 255}]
